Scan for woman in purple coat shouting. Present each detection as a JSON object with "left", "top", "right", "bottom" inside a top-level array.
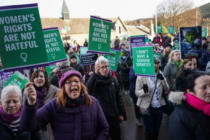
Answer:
[{"left": 20, "top": 70, "right": 109, "bottom": 140}]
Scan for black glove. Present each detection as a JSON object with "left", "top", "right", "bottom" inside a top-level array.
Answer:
[
  {"left": 143, "top": 84, "right": 148, "bottom": 93},
  {"left": 157, "top": 73, "right": 164, "bottom": 80}
]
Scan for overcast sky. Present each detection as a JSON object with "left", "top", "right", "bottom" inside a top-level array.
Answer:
[{"left": 1, "top": 0, "right": 209, "bottom": 21}]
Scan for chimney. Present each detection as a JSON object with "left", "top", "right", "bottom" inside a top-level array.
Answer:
[
  {"left": 150, "top": 20, "right": 154, "bottom": 38},
  {"left": 62, "top": 0, "right": 70, "bottom": 21}
]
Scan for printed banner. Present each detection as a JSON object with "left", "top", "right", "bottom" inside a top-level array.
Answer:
[
  {"left": 80, "top": 47, "right": 88, "bottom": 55},
  {"left": 0, "top": 4, "right": 49, "bottom": 72},
  {"left": 43, "top": 27, "right": 67, "bottom": 64},
  {"left": 46, "top": 65, "right": 56, "bottom": 76},
  {"left": 157, "top": 26, "right": 162, "bottom": 33},
  {"left": 0, "top": 71, "right": 14, "bottom": 81},
  {"left": 88, "top": 16, "right": 111, "bottom": 54},
  {"left": 75, "top": 54, "right": 81, "bottom": 63},
  {"left": 132, "top": 46, "right": 155, "bottom": 77},
  {"left": 153, "top": 52, "right": 161, "bottom": 61},
  {"left": 104, "top": 49, "right": 121, "bottom": 71},
  {"left": 173, "top": 42, "right": 180, "bottom": 50},
  {"left": 80, "top": 53, "right": 98, "bottom": 65},
  {"left": 180, "top": 26, "right": 202, "bottom": 59},
  {"left": 3, "top": 71, "right": 28, "bottom": 90},
  {"left": 130, "top": 35, "right": 146, "bottom": 56},
  {"left": 202, "top": 27, "right": 207, "bottom": 38},
  {"left": 168, "top": 26, "right": 174, "bottom": 34}
]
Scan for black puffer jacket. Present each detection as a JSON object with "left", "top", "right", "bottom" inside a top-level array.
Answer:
[
  {"left": 161, "top": 54, "right": 169, "bottom": 71},
  {"left": 86, "top": 71, "right": 123, "bottom": 117},
  {"left": 168, "top": 92, "right": 210, "bottom": 140},
  {"left": 0, "top": 116, "right": 41, "bottom": 140}
]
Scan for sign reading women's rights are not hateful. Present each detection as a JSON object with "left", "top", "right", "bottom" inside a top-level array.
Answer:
[
  {"left": 0, "top": 4, "right": 49, "bottom": 71},
  {"left": 132, "top": 45, "right": 155, "bottom": 77},
  {"left": 43, "top": 27, "right": 67, "bottom": 64},
  {"left": 88, "top": 16, "right": 111, "bottom": 54}
]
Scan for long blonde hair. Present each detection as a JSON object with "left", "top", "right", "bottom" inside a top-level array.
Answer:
[{"left": 167, "top": 50, "right": 180, "bottom": 64}]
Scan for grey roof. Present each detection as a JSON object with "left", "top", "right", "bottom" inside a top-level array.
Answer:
[{"left": 62, "top": 0, "right": 69, "bottom": 13}]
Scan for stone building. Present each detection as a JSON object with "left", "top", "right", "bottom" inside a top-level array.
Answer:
[{"left": 40, "top": 0, "right": 154, "bottom": 45}]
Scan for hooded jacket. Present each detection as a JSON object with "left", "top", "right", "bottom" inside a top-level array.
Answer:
[
  {"left": 168, "top": 92, "right": 210, "bottom": 140},
  {"left": 20, "top": 93, "right": 109, "bottom": 140},
  {"left": 86, "top": 71, "right": 123, "bottom": 117}
]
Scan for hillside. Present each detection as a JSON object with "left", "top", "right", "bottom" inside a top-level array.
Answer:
[
  {"left": 124, "top": 18, "right": 153, "bottom": 28},
  {"left": 200, "top": 3, "right": 210, "bottom": 19}
]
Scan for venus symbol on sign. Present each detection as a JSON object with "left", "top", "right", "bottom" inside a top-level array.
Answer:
[
  {"left": 142, "top": 68, "right": 146, "bottom": 73},
  {"left": 98, "top": 44, "right": 101, "bottom": 50},
  {"left": 20, "top": 52, "right": 28, "bottom": 63},
  {"left": 51, "top": 54, "right": 56, "bottom": 59}
]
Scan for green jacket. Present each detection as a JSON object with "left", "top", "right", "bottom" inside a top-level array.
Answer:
[
  {"left": 163, "top": 61, "right": 179, "bottom": 91},
  {"left": 48, "top": 67, "right": 75, "bottom": 87}
]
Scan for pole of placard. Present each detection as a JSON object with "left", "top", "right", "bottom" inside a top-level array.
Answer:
[
  {"left": 196, "top": 11, "right": 197, "bottom": 26},
  {"left": 155, "top": 7, "right": 157, "bottom": 33}
]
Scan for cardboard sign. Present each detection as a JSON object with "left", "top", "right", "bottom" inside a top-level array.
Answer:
[
  {"left": 80, "top": 47, "right": 88, "bottom": 55},
  {"left": 62, "top": 36, "right": 70, "bottom": 40},
  {"left": 130, "top": 35, "right": 146, "bottom": 56},
  {"left": 43, "top": 27, "right": 67, "bottom": 64},
  {"left": 168, "top": 26, "right": 174, "bottom": 34},
  {"left": 88, "top": 16, "right": 111, "bottom": 54},
  {"left": 104, "top": 49, "right": 121, "bottom": 71},
  {"left": 202, "top": 27, "right": 207, "bottom": 38},
  {"left": 0, "top": 71, "right": 14, "bottom": 81},
  {"left": 153, "top": 52, "right": 162, "bottom": 61},
  {"left": 173, "top": 42, "right": 180, "bottom": 50},
  {"left": 132, "top": 46, "right": 155, "bottom": 77},
  {"left": 81, "top": 54, "right": 98, "bottom": 65},
  {"left": 3, "top": 71, "right": 28, "bottom": 90},
  {"left": 46, "top": 65, "right": 56, "bottom": 76},
  {"left": 157, "top": 26, "right": 162, "bottom": 33},
  {"left": 0, "top": 4, "right": 49, "bottom": 72}
]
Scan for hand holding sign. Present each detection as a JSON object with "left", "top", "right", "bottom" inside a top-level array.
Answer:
[{"left": 24, "top": 82, "right": 37, "bottom": 105}]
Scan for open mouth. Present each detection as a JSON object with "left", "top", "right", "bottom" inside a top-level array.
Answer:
[{"left": 70, "top": 88, "right": 78, "bottom": 94}]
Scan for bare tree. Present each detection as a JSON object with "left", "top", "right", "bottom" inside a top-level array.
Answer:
[{"left": 157, "top": 0, "right": 201, "bottom": 33}]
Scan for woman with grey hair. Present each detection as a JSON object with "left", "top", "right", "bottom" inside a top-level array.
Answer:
[{"left": 0, "top": 85, "right": 41, "bottom": 140}]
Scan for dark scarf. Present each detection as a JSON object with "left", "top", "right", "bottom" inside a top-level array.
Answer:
[
  {"left": 66, "top": 95, "right": 82, "bottom": 108},
  {"left": 0, "top": 106, "right": 22, "bottom": 124},
  {"left": 34, "top": 85, "right": 47, "bottom": 109}
]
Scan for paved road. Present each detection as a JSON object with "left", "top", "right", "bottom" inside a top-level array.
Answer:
[{"left": 112, "top": 95, "right": 172, "bottom": 140}]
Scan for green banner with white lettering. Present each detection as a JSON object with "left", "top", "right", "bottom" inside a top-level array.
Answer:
[
  {"left": 46, "top": 65, "right": 57, "bottom": 76},
  {"left": 0, "top": 4, "right": 49, "bottom": 71},
  {"left": 104, "top": 49, "right": 121, "bottom": 71},
  {"left": 132, "top": 46, "right": 155, "bottom": 77},
  {"left": 157, "top": 26, "right": 162, "bottom": 33},
  {"left": 168, "top": 26, "right": 174, "bottom": 34},
  {"left": 3, "top": 71, "right": 28, "bottom": 90},
  {"left": 80, "top": 47, "right": 88, "bottom": 55},
  {"left": 202, "top": 27, "right": 207, "bottom": 38},
  {"left": 88, "top": 16, "right": 111, "bottom": 54},
  {"left": 43, "top": 27, "right": 67, "bottom": 64},
  {"left": 173, "top": 42, "right": 180, "bottom": 50},
  {"left": 153, "top": 53, "right": 161, "bottom": 61}
]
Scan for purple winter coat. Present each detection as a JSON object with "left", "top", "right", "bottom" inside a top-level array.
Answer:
[
  {"left": 129, "top": 67, "right": 138, "bottom": 100},
  {"left": 20, "top": 93, "right": 109, "bottom": 140}
]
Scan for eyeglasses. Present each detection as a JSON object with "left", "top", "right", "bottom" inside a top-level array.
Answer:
[
  {"left": 100, "top": 65, "right": 109, "bottom": 70},
  {"left": 65, "top": 80, "right": 80, "bottom": 86}
]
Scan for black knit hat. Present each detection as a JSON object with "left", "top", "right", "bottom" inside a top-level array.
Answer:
[
  {"left": 165, "top": 44, "right": 172, "bottom": 48},
  {"left": 70, "top": 54, "right": 77, "bottom": 60}
]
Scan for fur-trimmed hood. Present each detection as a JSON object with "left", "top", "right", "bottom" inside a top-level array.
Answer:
[{"left": 169, "top": 92, "right": 186, "bottom": 105}]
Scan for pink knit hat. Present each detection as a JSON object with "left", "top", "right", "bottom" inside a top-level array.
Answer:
[{"left": 59, "top": 70, "right": 82, "bottom": 88}]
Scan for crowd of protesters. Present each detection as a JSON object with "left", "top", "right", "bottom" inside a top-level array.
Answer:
[{"left": 0, "top": 33, "right": 210, "bottom": 140}]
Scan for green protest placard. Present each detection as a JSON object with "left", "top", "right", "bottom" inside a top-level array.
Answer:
[
  {"left": 75, "top": 54, "right": 81, "bottom": 63},
  {"left": 43, "top": 27, "right": 67, "bottom": 64},
  {"left": 202, "top": 27, "right": 207, "bottom": 38},
  {"left": 168, "top": 26, "right": 174, "bottom": 34},
  {"left": 153, "top": 53, "right": 161, "bottom": 61},
  {"left": 157, "top": 26, "right": 162, "bottom": 33},
  {"left": 0, "top": 4, "right": 49, "bottom": 71},
  {"left": 88, "top": 16, "right": 111, "bottom": 54},
  {"left": 104, "top": 49, "right": 121, "bottom": 71},
  {"left": 132, "top": 46, "right": 155, "bottom": 77},
  {"left": 3, "top": 71, "right": 28, "bottom": 90},
  {"left": 80, "top": 47, "right": 88, "bottom": 55},
  {"left": 46, "top": 65, "right": 57, "bottom": 76},
  {"left": 173, "top": 42, "right": 180, "bottom": 50}
]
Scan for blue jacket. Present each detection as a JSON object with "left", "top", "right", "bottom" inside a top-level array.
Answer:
[{"left": 129, "top": 67, "right": 138, "bottom": 100}]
